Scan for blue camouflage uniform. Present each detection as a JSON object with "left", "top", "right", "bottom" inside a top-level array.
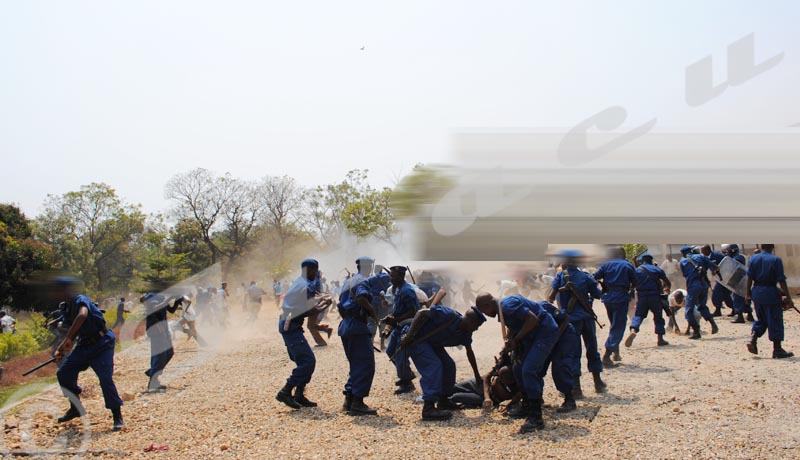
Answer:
[
  {"left": 408, "top": 305, "right": 473, "bottom": 402},
  {"left": 143, "top": 294, "right": 179, "bottom": 383},
  {"left": 630, "top": 263, "right": 669, "bottom": 335},
  {"left": 709, "top": 251, "right": 734, "bottom": 311},
  {"left": 748, "top": 252, "right": 787, "bottom": 342},
  {"left": 681, "top": 253, "right": 715, "bottom": 329},
  {"left": 538, "top": 302, "right": 580, "bottom": 396},
  {"left": 730, "top": 253, "right": 753, "bottom": 316},
  {"left": 501, "top": 296, "right": 560, "bottom": 401},
  {"left": 386, "top": 282, "right": 420, "bottom": 383},
  {"left": 337, "top": 273, "right": 390, "bottom": 399},
  {"left": 56, "top": 295, "right": 123, "bottom": 410},
  {"left": 593, "top": 258, "right": 636, "bottom": 353},
  {"left": 552, "top": 268, "right": 604, "bottom": 374},
  {"left": 278, "top": 275, "right": 320, "bottom": 388}
]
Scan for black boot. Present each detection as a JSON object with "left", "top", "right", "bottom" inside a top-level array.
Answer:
[
  {"left": 349, "top": 396, "right": 378, "bottom": 416},
  {"left": 421, "top": 400, "right": 452, "bottom": 421},
  {"left": 394, "top": 380, "right": 415, "bottom": 395},
  {"left": 507, "top": 398, "right": 530, "bottom": 418},
  {"left": 601, "top": 350, "right": 617, "bottom": 368},
  {"left": 276, "top": 383, "right": 301, "bottom": 409},
  {"left": 746, "top": 313, "right": 755, "bottom": 322},
  {"left": 556, "top": 394, "right": 577, "bottom": 413},
  {"left": 592, "top": 371, "right": 607, "bottom": 393},
  {"left": 147, "top": 374, "right": 167, "bottom": 392},
  {"left": 571, "top": 379, "right": 585, "bottom": 400},
  {"left": 111, "top": 407, "right": 124, "bottom": 431},
  {"left": 293, "top": 385, "right": 317, "bottom": 407},
  {"left": 689, "top": 325, "right": 701, "bottom": 340},
  {"left": 731, "top": 313, "right": 745, "bottom": 323},
  {"left": 342, "top": 392, "right": 353, "bottom": 412},
  {"left": 709, "top": 318, "right": 719, "bottom": 334},
  {"left": 712, "top": 307, "right": 722, "bottom": 317},
  {"left": 657, "top": 334, "right": 669, "bottom": 346},
  {"left": 437, "top": 397, "right": 462, "bottom": 411},
  {"left": 520, "top": 399, "right": 544, "bottom": 433},
  {"left": 746, "top": 332, "right": 758, "bottom": 355},
  {"left": 612, "top": 350, "right": 622, "bottom": 362},
  {"left": 57, "top": 400, "right": 86, "bottom": 423},
  {"left": 773, "top": 341, "right": 794, "bottom": 359},
  {"left": 727, "top": 309, "right": 737, "bottom": 317},
  {"left": 624, "top": 330, "right": 637, "bottom": 348}
]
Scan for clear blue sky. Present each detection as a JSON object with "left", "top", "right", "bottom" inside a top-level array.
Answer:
[{"left": 1, "top": 1, "right": 797, "bottom": 217}]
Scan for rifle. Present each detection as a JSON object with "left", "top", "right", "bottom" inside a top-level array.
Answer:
[
  {"left": 390, "top": 315, "right": 458, "bottom": 361},
  {"left": 560, "top": 270, "right": 605, "bottom": 328},
  {"left": 22, "top": 357, "right": 57, "bottom": 377}
]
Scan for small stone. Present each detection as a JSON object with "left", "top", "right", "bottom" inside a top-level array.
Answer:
[
  {"left": 673, "top": 407, "right": 681, "bottom": 413},
  {"left": 220, "top": 445, "right": 228, "bottom": 451}
]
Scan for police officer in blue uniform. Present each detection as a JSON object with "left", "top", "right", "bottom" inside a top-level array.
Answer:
[
  {"left": 141, "top": 292, "right": 185, "bottom": 391},
  {"left": 625, "top": 254, "right": 671, "bottom": 347},
  {"left": 402, "top": 303, "right": 486, "bottom": 421},
  {"left": 701, "top": 245, "right": 734, "bottom": 317},
  {"left": 337, "top": 271, "right": 388, "bottom": 415},
  {"left": 548, "top": 250, "right": 606, "bottom": 397},
  {"left": 476, "top": 293, "right": 560, "bottom": 432},
  {"left": 727, "top": 245, "right": 755, "bottom": 324},
  {"left": 680, "top": 246, "right": 719, "bottom": 339},
  {"left": 593, "top": 246, "right": 637, "bottom": 365},
  {"left": 385, "top": 266, "right": 420, "bottom": 394},
  {"left": 746, "top": 244, "right": 794, "bottom": 359},
  {"left": 539, "top": 301, "right": 581, "bottom": 414},
  {"left": 52, "top": 277, "right": 124, "bottom": 431},
  {"left": 276, "top": 259, "right": 326, "bottom": 409}
]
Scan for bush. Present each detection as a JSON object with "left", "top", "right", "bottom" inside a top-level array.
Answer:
[
  {"left": 0, "top": 333, "right": 39, "bottom": 361},
  {"left": 18, "top": 313, "right": 55, "bottom": 349}
]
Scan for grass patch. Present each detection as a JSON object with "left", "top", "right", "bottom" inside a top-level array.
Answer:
[{"left": 0, "top": 376, "right": 57, "bottom": 410}]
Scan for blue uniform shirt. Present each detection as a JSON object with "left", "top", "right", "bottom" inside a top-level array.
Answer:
[
  {"left": 419, "top": 305, "right": 472, "bottom": 347},
  {"left": 681, "top": 254, "right": 713, "bottom": 290},
  {"left": 500, "top": 295, "right": 558, "bottom": 341},
  {"left": 65, "top": 295, "right": 108, "bottom": 343},
  {"left": 356, "top": 273, "right": 391, "bottom": 309},
  {"left": 747, "top": 252, "right": 786, "bottom": 304},
  {"left": 709, "top": 251, "right": 725, "bottom": 266},
  {"left": 416, "top": 280, "right": 441, "bottom": 298},
  {"left": 392, "top": 282, "right": 420, "bottom": 319},
  {"left": 593, "top": 258, "right": 636, "bottom": 303},
  {"left": 551, "top": 268, "right": 602, "bottom": 320},
  {"left": 635, "top": 263, "right": 669, "bottom": 296},
  {"left": 338, "top": 273, "right": 367, "bottom": 312}
]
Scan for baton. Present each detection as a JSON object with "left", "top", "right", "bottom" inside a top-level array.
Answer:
[{"left": 22, "top": 357, "right": 57, "bottom": 377}]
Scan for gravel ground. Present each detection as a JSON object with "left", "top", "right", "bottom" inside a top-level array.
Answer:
[{"left": 2, "top": 305, "right": 799, "bottom": 459}]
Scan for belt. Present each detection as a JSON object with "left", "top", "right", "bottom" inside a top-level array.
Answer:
[
  {"left": 77, "top": 330, "right": 107, "bottom": 346},
  {"left": 607, "top": 286, "right": 630, "bottom": 291},
  {"left": 753, "top": 282, "right": 776, "bottom": 287}
]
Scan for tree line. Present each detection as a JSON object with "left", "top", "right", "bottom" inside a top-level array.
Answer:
[{"left": 1, "top": 166, "right": 445, "bottom": 312}]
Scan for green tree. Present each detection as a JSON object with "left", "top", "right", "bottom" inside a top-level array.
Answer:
[
  {"left": 170, "top": 218, "right": 213, "bottom": 273},
  {"left": 622, "top": 244, "right": 649, "bottom": 264},
  {"left": 306, "top": 169, "right": 373, "bottom": 246},
  {"left": 133, "top": 226, "right": 191, "bottom": 292},
  {"left": 36, "top": 183, "right": 145, "bottom": 294},
  {"left": 0, "top": 205, "right": 54, "bottom": 310},
  {"left": 342, "top": 187, "right": 396, "bottom": 245},
  {"left": 391, "top": 164, "right": 455, "bottom": 219}
]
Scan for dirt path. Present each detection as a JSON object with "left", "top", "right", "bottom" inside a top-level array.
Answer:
[{"left": 2, "top": 306, "right": 799, "bottom": 459}]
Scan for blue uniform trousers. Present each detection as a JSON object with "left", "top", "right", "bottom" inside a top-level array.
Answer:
[
  {"left": 513, "top": 329, "right": 560, "bottom": 400},
  {"left": 57, "top": 332, "right": 123, "bottom": 409},
  {"left": 540, "top": 324, "right": 580, "bottom": 395},
  {"left": 146, "top": 328, "right": 174, "bottom": 378},
  {"left": 630, "top": 295, "right": 666, "bottom": 335},
  {"left": 751, "top": 302, "right": 784, "bottom": 342},
  {"left": 341, "top": 333, "right": 375, "bottom": 397},
  {"left": 732, "top": 293, "right": 752, "bottom": 315},
  {"left": 685, "top": 285, "right": 713, "bottom": 329},
  {"left": 409, "top": 342, "right": 455, "bottom": 402},
  {"left": 281, "top": 328, "right": 316, "bottom": 387},
  {"left": 386, "top": 329, "right": 415, "bottom": 382},
  {"left": 571, "top": 317, "right": 603, "bottom": 374},
  {"left": 711, "top": 282, "right": 733, "bottom": 309},
  {"left": 603, "top": 301, "right": 629, "bottom": 352}
]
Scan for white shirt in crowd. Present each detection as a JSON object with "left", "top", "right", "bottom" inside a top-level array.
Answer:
[
  {"left": 661, "top": 258, "right": 680, "bottom": 277},
  {"left": 1, "top": 315, "right": 16, "bottom": 333}
]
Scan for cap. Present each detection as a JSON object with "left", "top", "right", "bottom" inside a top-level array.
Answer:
[
  {"left": 640, "top": 253, "right": 653, "bottom": 260},
  {"left": 389, "top": 266, "right": 407, "bottom": 275},
  {"left": 355, "top": 256, "right": 375, "bottom": 265},
  {"left": 301, "top": 258, "right": 319, "bottom": 269},
  {"left": 557, "top": 249, "right": 584, "bottom": 258},
  {"left": 680, "top": 245, "right": 694, "bottom": 254},
  {"left": 53, "top": 276, "right": 80, "bottom": 286}
]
